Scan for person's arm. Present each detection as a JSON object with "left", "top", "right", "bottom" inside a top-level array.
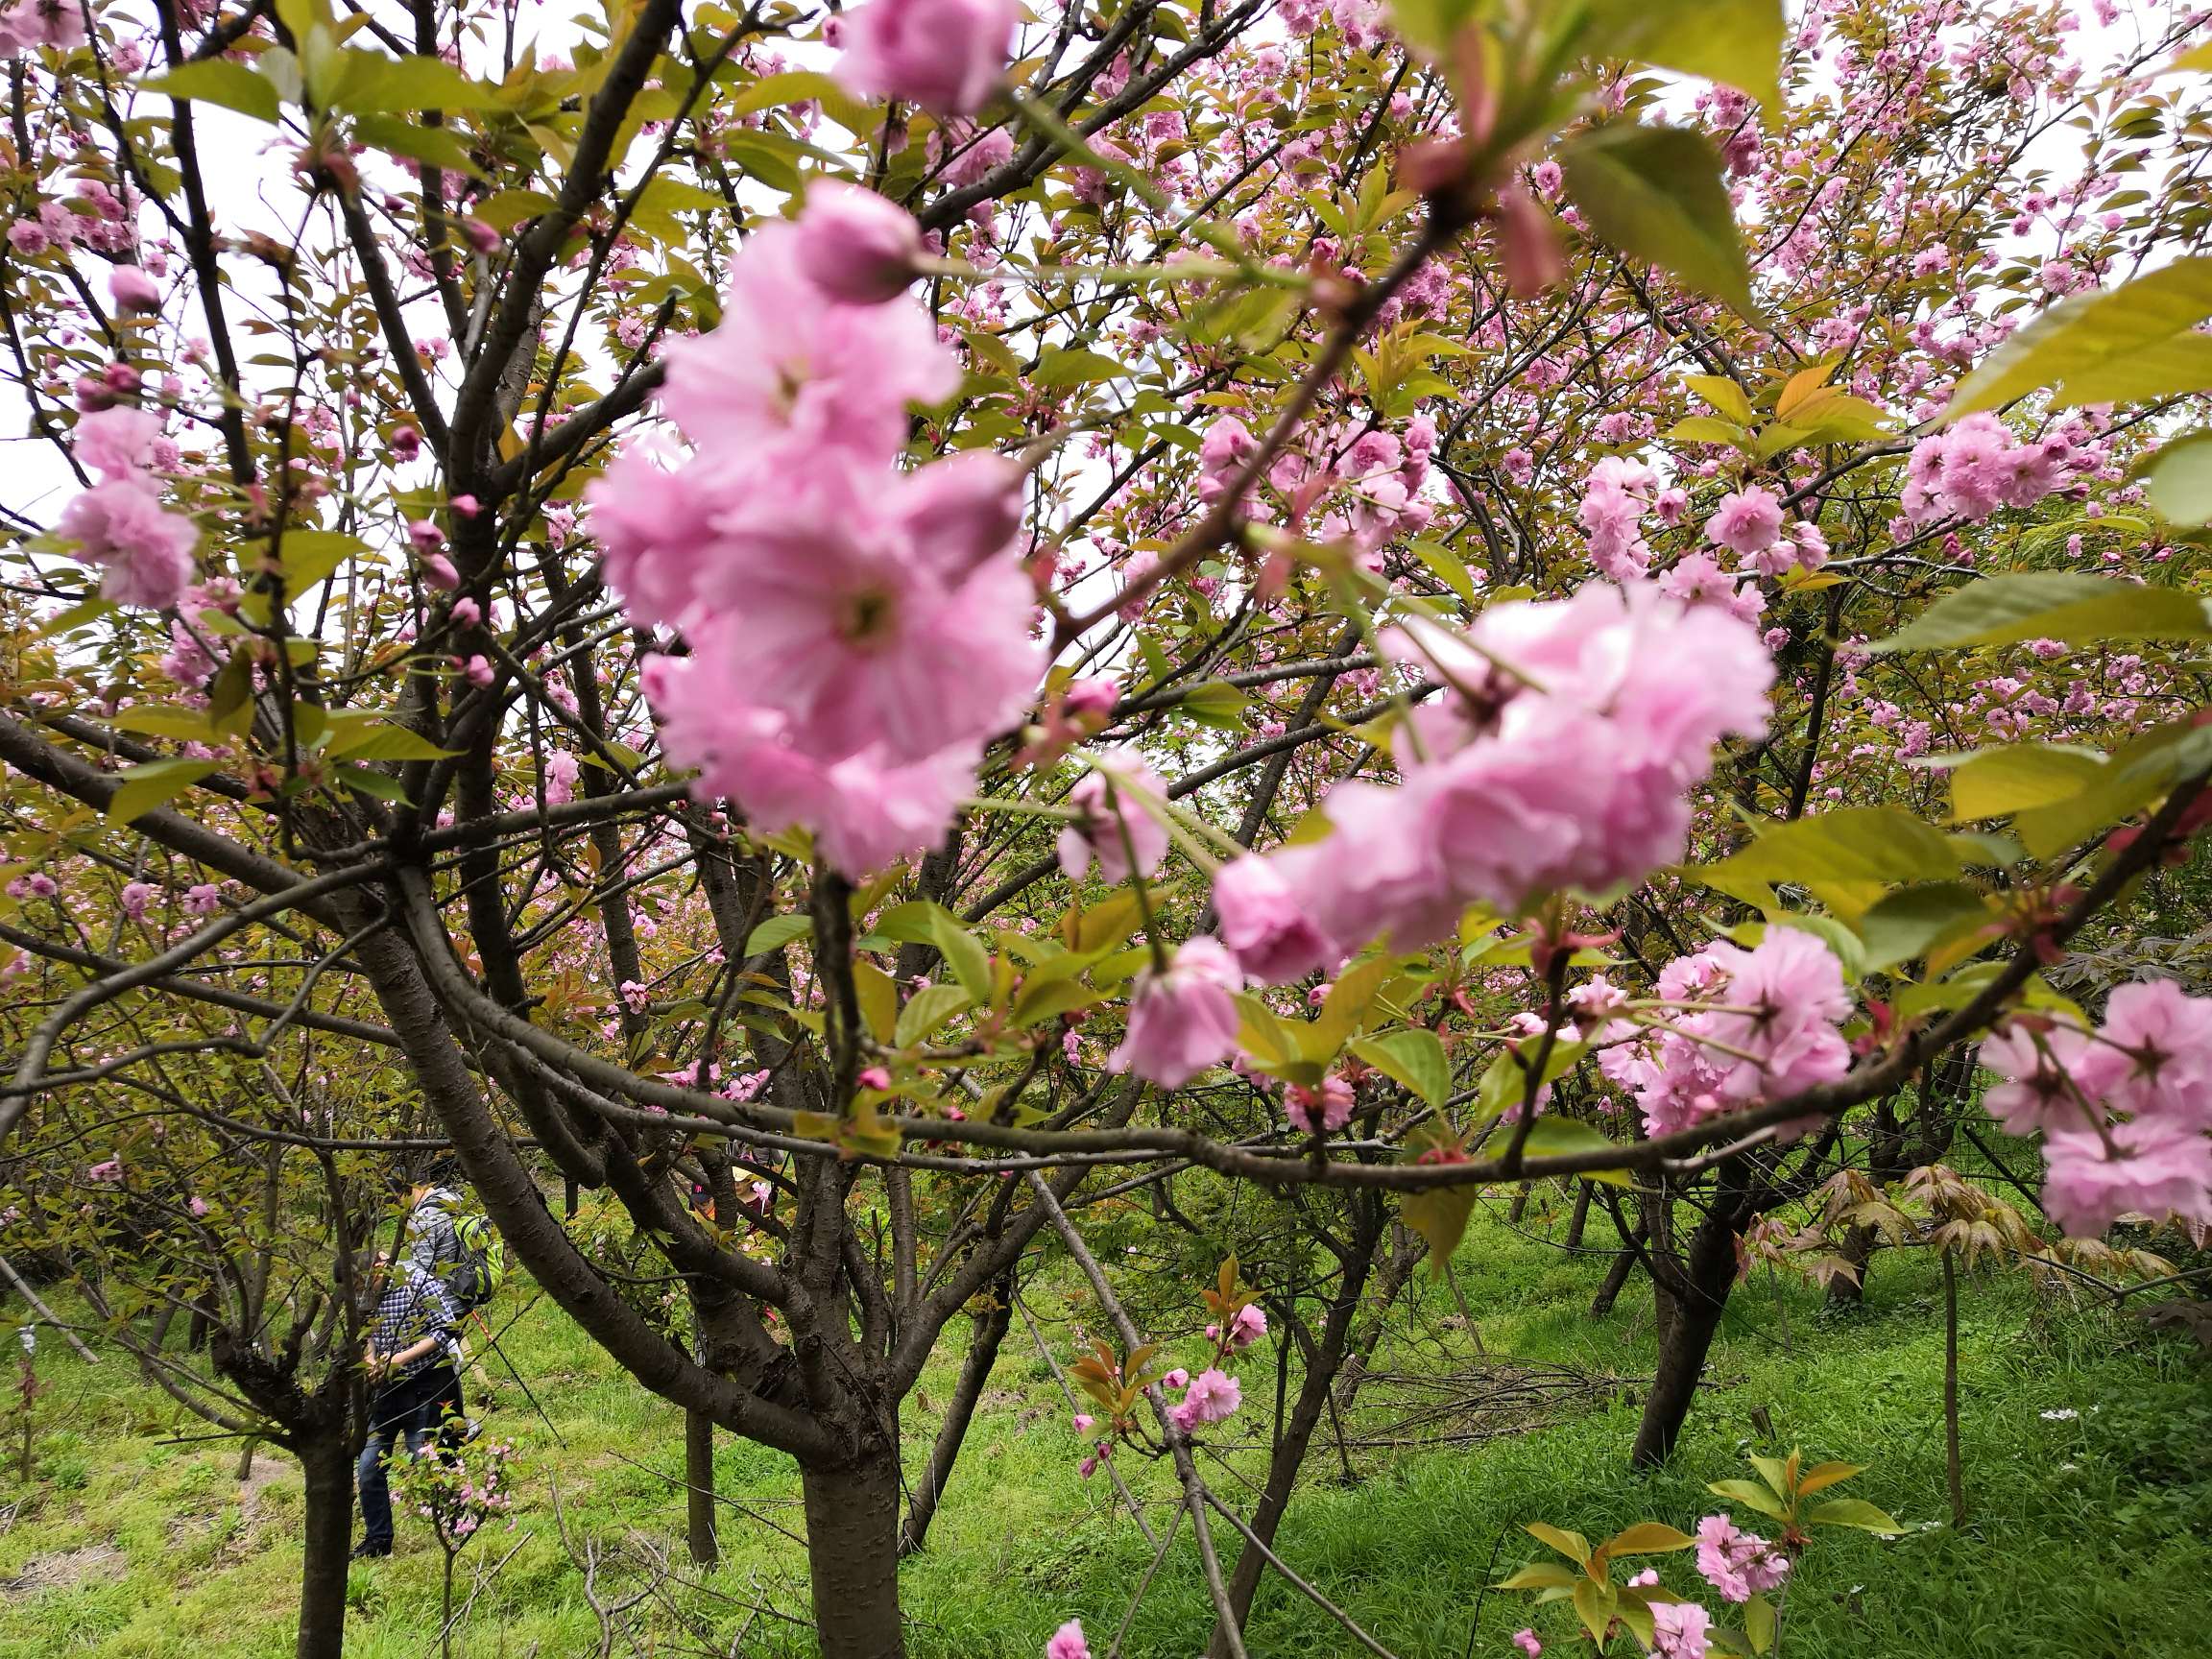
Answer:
[{"left": 367, "top": 1276, "right": 457, "bottom": 1376}]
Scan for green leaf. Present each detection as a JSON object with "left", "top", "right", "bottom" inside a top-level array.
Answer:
[
  {"left": 1031, "top": 348, "right": 1131, "bottom": 388},
  {"left": 324, "top": 723, "right": 457, "bottom": 761},
  {"left": 930, "top": 910, "right": 993, "bottom": 1000},
  {"left": 853, "top": 959, "right": 898, "bottom": 1045},
  {"left": 629, "top": 177, "right": 730, "bottom": 243},
  {"left": 1745, "top": 1592, "right": 1777, "bottom": 1653},
  {"left": 1805, "top": 1497, "right": 1905, "bottom": 1533},
  {"left": 1512, "top": 1118, "right": 1625, "bottom": 1175},
  {"left": 1944, "top": 744, "right": 2110, "bottom": 823},
  {"left": 1411, "top": 539, "right": 1479, "bottom": 610},
  {"left": 1560, "top": 123, "right": 1757, "bottom": 320},
  {"left": 143, "top": 60, "right": 281, "bottom": 123},
  {"left": 2144, "top": 430, "right": 2212, "bottom": 526},
  {"left": 1180, "top": 680, "right": 1251, "bottom": 731},
  {"left": 1589, "top": 0, "right": 1786, "bottom": 118},
  {"left": 1496, "top": 1562, "right": 1579, "bottom": 1591},
  {"left": 1525, "top": 1523, "right": 1592, "bottom": 1565},
  {"left": 351, "top": 113, "right": 485, "bottom": 177},
  {"left": 744, "top": 914, "right": 814, "bottom": 957},
  {"left": 893, "top": 981, "right": 973, "bottom": 1044},
  {"left": 1871, "top": 573, "right": 2212, "bottom": 654},
  {"left": 1708, "top": 1478, "right": 1789, "bottom": 1521},
  {"left": 1857, "top": 883, "right": 1991, "bottom": 974},
  {"left": 1683, "top": 373, "right": 1754, "bottom": 423},
  {"left": 1308, "top": 952, "right": 1395, "bottom": 1058},
  {"left": 35, "top": 594, "right": 113, "bottom": 638},
  {"left": 1601, "top": 1522, "right": 1697, "bottom": 1555},
  {"left": 331, "top": 53, "right": 510, "bottom": 113},
  {"left": 331, "top": 762, "right": 409, "bottom": 805},
  {"left": 109, "top": 706, "right": 219, "bottom": 740},
  {"left": 1572, "top": 1576, "right": 1614, "bottom": 1642},
  {"left": 1666, "top": 415, "right": 1748, "bottom": 446},
  {"left": 1382, "top": 0, "right": 1480, "bottom": 59},
  {"left": 1701, "top": 807, "right": 1961, "bottom": 889},
  {"left": 1401, "top": 1121, "right": 1478, "bottom": 1269},
  {"left": 106, "top": 758, "right": 218, "bottom": 826},
  {"left": 273, "top": 529, "right": 367, "bottom": 593},
  {"left": 1350, "top": 1028, "right": 1450, "bottom": 1107},
  {"left": 473, "top": 188, "right": 559, "bottom": 231},
  {"left": 1947, "top": 259, "right": 2212, "bottom": 417}
]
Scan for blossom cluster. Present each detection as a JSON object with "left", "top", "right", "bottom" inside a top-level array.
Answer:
[
  {"left": 1901, "top": 413, "right": 2078, "bottom": 526},
  {"left": 1595, "top": 929, "right": 1855, "bottom": 1139},
  {"left": 1200, "top": 412, "right": 1440, "bottom": 565},
  {"left": 1978, "top": 979, "right": 2212, "bottom": 1238},
  {"left": 1212, "top": 581, "right": 1775, "bottom": 989},
  {"left": 58, "top": 407, "right": 198, "bottom": 611},
  {"left": 591, "top": 186, "right": 1042, "bottom": 876}
]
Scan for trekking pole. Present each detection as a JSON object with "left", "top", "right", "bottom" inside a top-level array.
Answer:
[{"left": 469, "top": 1307, "right": 567, "bottom": 1448}]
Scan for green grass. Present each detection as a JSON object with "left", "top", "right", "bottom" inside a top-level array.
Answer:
[{"left": 3, "top": 1201, "right": 2207, "bottom": 1658}]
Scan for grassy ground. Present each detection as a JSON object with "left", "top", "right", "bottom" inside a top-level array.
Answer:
[{"left": 2, "top": 1197, "right": 2207, "bottom": 1659}]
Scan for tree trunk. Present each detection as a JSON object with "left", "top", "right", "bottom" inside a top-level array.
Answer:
[
  {"left": 1590, "top": 1221, "right": 1647, "bottom": 1318},
  {"left": 1334, "top": 1225, "right": 1424, "bottom": 1418},
  {"left": 1506, "top": 1183, "right": 1530, "bottom": 1224},
  {"left": 1210, "top": 1272, "right": 1371, "bottom": 1658},
  {"left": 1629, "top": 1213, "right": 1737, "bottom": 1469},
  {"left": 685, "top": 1408, "right": 718, "bottom": 1566},
  {"left": 297, "top": 1431, "right": 355, "bottom": 1659},
  {"left": 801, "top": 1449, "right": 906, "bottom": 1659},
  {"left": 901, "top": 1288, "right": 1011, "bottom": 1556},
  {"left": 1943, "top": 1253, "right": 1966, "bottom": 1527},
  {"left": 1564, "top": 1182, "right": 1593, "bottom": 1249},
  {"left": 1824, "top": 1224, "right": 1878, "bottom": 1308}
]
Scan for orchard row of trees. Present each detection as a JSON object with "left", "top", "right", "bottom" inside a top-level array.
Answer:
[{"left": 4, "top": 0, "right": 2212, "bottom": 1655}]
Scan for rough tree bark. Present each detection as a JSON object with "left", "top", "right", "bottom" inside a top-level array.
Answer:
[
  {"left": 296, "top": 1429, "right": 356, "bottom": 1659},
  {"left": 1630, "top": 1203, "right": 1742, "bottom": 1468},
  {"left": 1208, "top": 1214, "right": 1381, "bottom": 1657},
  {"left": 802, "top": 1445, "right": 909, "bottom": 1659},
  {"left": 685, "top": 1408, "right": 718, "bottom": 1567}
]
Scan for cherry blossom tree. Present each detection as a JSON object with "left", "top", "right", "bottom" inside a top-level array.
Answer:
[{"left": 6, "top": 0, "right": 2212, "bottom": 1654}]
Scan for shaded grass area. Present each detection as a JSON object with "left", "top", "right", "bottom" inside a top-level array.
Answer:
[{"left": 2, "top": 1197, "right": 2206, "bottom": 1658}]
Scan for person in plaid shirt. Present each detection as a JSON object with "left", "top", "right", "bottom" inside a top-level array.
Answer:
[{"left": 352, "top": 1257, "right": 460, "bottom": 1559}]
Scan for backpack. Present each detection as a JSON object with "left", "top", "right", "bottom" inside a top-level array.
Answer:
[{"left": 445, "top": 1212, "right": 507, "bottom": 1314}]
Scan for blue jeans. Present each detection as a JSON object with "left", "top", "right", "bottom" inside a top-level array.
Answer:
[{"left": 356, "top": 1364, "right": 455, "bottom": 1549}]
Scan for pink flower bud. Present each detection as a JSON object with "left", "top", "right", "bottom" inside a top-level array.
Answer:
[
  {"left": 108, "top": 264, "right": 161, "bottom": 312},
  {"left": 834, "top": 0, "right": 1018, "bottom": 116},
  {"left": 795, "top": 181, "right": 925, "bottom": 304}
]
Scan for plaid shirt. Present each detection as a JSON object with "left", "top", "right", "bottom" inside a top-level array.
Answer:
[
  {"left": 403, "top": 1192, "right": 465, "bottom": 1285},
  {"left": 369, "top": 1262, "right": 457, "bottom": 1381}
]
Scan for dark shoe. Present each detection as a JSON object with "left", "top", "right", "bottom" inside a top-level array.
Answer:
[{"left": 350, "top": 1541, "right": 392, "bottom": 1560}]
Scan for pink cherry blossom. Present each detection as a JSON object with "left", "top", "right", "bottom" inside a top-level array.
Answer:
[
  {"left": 75, "top": 406, "right": 162, "bottom": 477},
  {"left": 794, "top": 181, "right": 926, "bottom": 304},
  {"left": 1169, "top": 1366, "right": 1241, "bottom": 1433},
  {"left": 1110, "top": 937, "right": 1242, "bottom": 1088},
  {"left": 835, "top": 0, "right": 1017, "bottom": 116},
  {"left": 1650, "top": 1600, "right": 1713, "bottom": 1659},
  {"left": 1286, "top": 1073, "right": 1355, "bottom": 1135},
  {"left": 1057, "top": 751, "right": 1169, "bottom": 886},
  {"left": 1979, "top": 1021, "right": 2104, "bottom": 1136},
  {"left": 655, "top": 221, "right": 957, "bottom": 469},
  {"left": 1212, "top": 853, "right": 1331, "bottom": 983},
  {"left": 1046, "top": 1619, "right": 1090, "bottom": 1659},
  {"left": 2042, "top": 1118, "right": 2212, "bottom": 1238},
  {"left": 2094, "top": 978, "right": 2212, "bottom": 1132},
  {"left": 1703, "top": 486, "right": 1785, "bottom": 558},
  {"left": 58, "top": 477, "right": 197, "bottom": 610},
  {"left": 1695, "top": 1513, "right": 1791, "bottom": 1603}
]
